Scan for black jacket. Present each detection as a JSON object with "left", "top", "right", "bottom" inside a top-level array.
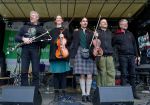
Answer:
[
  {"left": 97, "top": 29, "right": 114, "bottom": 55},
  {"left": 70, "top": 28, "right": 94, "bottom": 59},
  {"left": 15, "top": 22, "right": 46, "bottom": 49},
  {"left": 113, "top": 29, "right": 138, "bottom": 56},
  {"left": 49, "top": 27, "right": 71, "bottom": 61}
]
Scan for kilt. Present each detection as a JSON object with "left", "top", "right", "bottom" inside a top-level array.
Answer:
[{"left": 73, "top": 47, "right": 97, "bottom": 75}]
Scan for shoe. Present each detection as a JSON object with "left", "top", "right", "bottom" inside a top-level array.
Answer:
[
  {"left": 134, "top": 94, "right": 141, "bottom": 99},
  {"left": 82, "top": 95, "right": 87, "bottom": 102},
  {"left": 86, "top": 95, "right": 92, "bottom": 102},
  {"left": 54, "top": 94, "right": 59, "bottom": 101},
  {"left": 54, "top": 90, "right": 60, "bottom": 101},
  {"left": 62, "top": 90, "right": 66, "bottom": 97},
  {"left": 133, "top": 93, "right": 141, "bottom": 99}
]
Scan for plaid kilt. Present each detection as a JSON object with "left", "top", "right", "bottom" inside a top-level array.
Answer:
[{"left": 73, "top": 47, "right": 97, "bottom": 75}]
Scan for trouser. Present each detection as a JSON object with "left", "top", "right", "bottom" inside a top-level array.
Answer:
[
  {"left": 118, "top": 55, "right": 137, "bottom": 95},
  {"left": 53, "top": 72, "right": 66, "bottom": 93},
  {"left": 21, "top": 48, "right": 40, "bottom": 88},
  {"left": 96, "top": 56, "right": 115, "bottom": 86}
]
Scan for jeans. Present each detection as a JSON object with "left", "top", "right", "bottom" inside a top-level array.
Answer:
[{"left": 118, "top": 55, "right": 137, "bottom": 94}]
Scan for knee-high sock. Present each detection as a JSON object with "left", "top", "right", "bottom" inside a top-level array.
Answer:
[
  {"left": 79, "top": 78, "right": 86, "bottom": 96},
  {"left": 86, "top": 79, "right": 92, "bottom": 95}
]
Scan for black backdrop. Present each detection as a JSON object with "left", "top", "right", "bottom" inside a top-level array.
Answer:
[{"left": 0, "top": 19, "right": 6, "bottom": 77}]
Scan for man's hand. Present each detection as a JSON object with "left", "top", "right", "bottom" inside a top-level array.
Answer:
[
  {"left": 22, "top": 37, "right": 33, "bottom": 44},
  {"left": 135, "top": 56, "right": 140, "bottom": 65},
  {"left": 94, "top": 31, "right": 98, "bottom": 37},
  {"left": 93, "top": 49, "right": 98, "bottom": 57},
  {"left": 59, "top": 34, "right": 64, "bottom": 38}
]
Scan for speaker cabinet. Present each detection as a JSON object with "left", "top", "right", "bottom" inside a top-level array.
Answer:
[
  {"left": 92, "top": 86, "right": 134, "bottom": 105},
  {"left": 0, "top": 86, "right": 42, "bottom": 105}
]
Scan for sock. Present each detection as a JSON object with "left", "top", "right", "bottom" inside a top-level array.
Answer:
[
  {"left": 86, "top": 79, "right": 92, "bottom": 96},
  {"left": 79, "top": 78, "right": 86, "bottom": 96}
]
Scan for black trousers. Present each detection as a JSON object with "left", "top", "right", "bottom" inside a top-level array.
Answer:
[
  {"left": 53, "top": 72, "right": 66, "bottom": 93},
  {"left": 21, "top": 48, "right": 40, "bottom": 88},
  {"left": 118, "top": 55, "right": 137, "bottom": 94}
]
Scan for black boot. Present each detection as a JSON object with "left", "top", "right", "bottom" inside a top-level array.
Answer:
[
  {"left": 133, "top": 92, "right": 140, "bottom": 99},
  {"left": 54, "top": 90, "right": 60, "bottom": 101},
  {"left": 82, "top": 95, "right": 87, "bottom": 102},
  {"left": 130, "top": 76, "right": 140, "bottom": 100},
  {"left": 132, "top": 87, "right": 140, "bottom": 99},
  {"left": 62, "top": 90, "right": 66, "bottom": 97},
  {"left": 86, "top": 95, "right": 92, "bottom": 102}
]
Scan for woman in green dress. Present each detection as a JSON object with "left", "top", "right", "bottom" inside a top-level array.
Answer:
[{"left": 49, "top": 15, "right": 71, "bottom": 100}]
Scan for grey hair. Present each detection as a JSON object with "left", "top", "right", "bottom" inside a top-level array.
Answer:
[
  {"left": 30, "top": 11, "right": 39, "bottom": 17},
  {"left": 119, "top": 19, "right": 128, "bottom": 23}
]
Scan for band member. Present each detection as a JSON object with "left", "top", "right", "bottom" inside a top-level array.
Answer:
[
  {"left": 15, "top": 11, "right": 46, "bottom": 88},
  {"left": 113, "top": 19, "right": 140, "bottom": 99},
  {"left": 70, "top": 17, "right": 97, "bottom": 102},
  {"left": 49, "top": 15, "right": 71, "bottom": 100},
  {"left": 138, "top": 32, "right": 150, "bottom": 64},
  {"left": 95, "top": 19, "right": 115, "bottom": 86}
]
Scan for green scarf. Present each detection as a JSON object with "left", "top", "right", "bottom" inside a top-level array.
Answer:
[{"left": 80, "top": 30, "right": 87, "bottom": 48}]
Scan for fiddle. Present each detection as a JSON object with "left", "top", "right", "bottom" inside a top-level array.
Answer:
[
  {"left": 90, "top": 15, "right": 103, "bottom": 56},
  {"left": 55, "top": 29, "right": 69, "bottom": 58},
  {"left": 93, "top": 32, "right": 103, "bottom": 56}
]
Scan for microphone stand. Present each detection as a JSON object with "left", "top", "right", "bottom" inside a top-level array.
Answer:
[{"left": 12, "top": 50, "right": 21, "bottom": 86}]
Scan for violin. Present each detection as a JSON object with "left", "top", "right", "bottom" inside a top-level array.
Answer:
[
  {"left": 90, "top": 15, "right": 103, "bottom": 57},
  {"left": 55, "top": 29, "right": 69, "bottom": 58},
  {"left": 93, "top": 32, "right": 103, "bottom": 56}
]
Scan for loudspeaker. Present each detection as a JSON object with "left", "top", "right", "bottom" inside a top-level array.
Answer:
[
  {"left": 92, "top": 86, "right": 134, "bottom": 105},
  {"left": 0, "top": 86, "right": 42, "bottom": 105}
]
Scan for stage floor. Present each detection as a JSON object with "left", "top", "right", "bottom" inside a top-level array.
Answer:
[
  {"left": 40, "top": 86, "right": 150, "bottom": 105},
  {"left": 0, "top": 86, "right": 150, "bottom": 105}
]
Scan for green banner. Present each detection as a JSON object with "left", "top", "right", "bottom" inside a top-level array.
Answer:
[{"left": 3, "top": 30, "right": 18, "bottom": 58}]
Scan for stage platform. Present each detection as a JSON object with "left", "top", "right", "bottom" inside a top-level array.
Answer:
[
  {"left": 0, "top": 86, "right": 149, "bottom": 105},
  {"left": 40, "top": 87, "right": 150, "bottom": 105},
  {"left": 0, "top": 64, "right": 150, "bottom": 105}
]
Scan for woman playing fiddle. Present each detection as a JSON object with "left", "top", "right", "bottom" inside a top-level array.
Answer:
[{"left": 49, "top": 15, "right": 71, "bottom": 100}]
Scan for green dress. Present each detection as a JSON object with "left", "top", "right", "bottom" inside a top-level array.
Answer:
[{"left": 50, "top": 61, "right": 70, "bottom": 73}]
